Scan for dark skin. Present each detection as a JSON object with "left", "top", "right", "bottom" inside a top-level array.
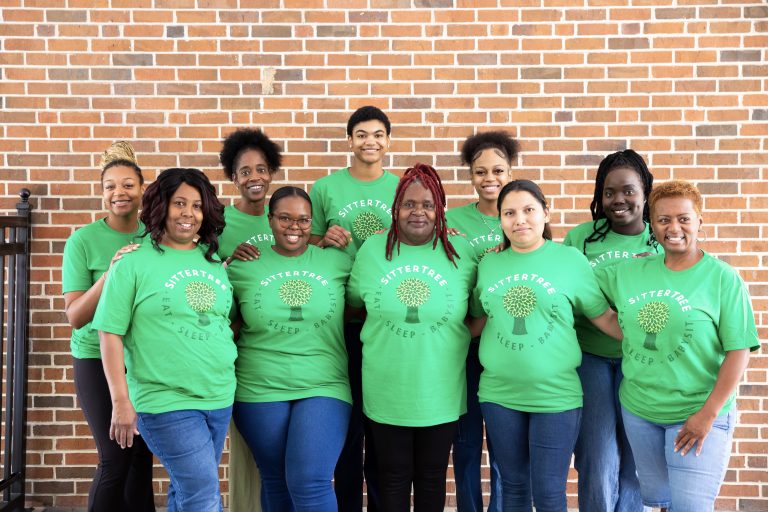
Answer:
[
  {"left": 651, "top": 196, "right": 752, "bottom": 460},
  {"left": 310, "top": 119, "right": 391, "bottom": 249},
  {"left": 64, "top": 165, "right": 144, "bottom": 329},
  {"left": 227, "top": 148, "right": 277, "bottom": 263}
]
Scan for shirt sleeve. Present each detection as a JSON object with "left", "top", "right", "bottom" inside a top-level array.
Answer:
[
  {"left": 594, "top": 264, "right": 619, "bottom": 306},
  {"left": 571, "top": 253, "right": 609, "bottom": 319},
  {"left": 717, "top": 267, "right": 760, "bottom": 352},
  {"left": 62, "top": 233, "right": 92, "bottom": 293},
  {"left": 91, "top": 257, "right": 137, "bottom": 336},
  {"left": 309, "top": 181, "right": 329, "bottom": 237}
]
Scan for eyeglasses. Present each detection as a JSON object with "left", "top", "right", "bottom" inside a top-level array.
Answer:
[
  {"left": 273, "top": 215, "right": 312, "bottom": 229},
  {"left": 400, "top": 200, "right": 436, "bottom": 212}
]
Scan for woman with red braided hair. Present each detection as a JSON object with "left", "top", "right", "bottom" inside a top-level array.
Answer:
[{"left": 347, "top": 163, "right": 478, "bottom": 511}]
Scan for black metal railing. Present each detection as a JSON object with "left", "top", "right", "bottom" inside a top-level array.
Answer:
[{"left": 0, "top": 189, "right": 32, "bottom": 512}]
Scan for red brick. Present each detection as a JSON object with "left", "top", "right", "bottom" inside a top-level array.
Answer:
[{"left": 2, "top": 4, "right": 767, "bottom": 509}]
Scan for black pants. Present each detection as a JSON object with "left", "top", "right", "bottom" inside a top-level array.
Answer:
[
  {"left": 335, "top": 322, "right": 380, "bottom": 512},
  {"left": 367, "top": 418, "right": 457, "bottom": 512},
  {"left": 73, "top": 357, "right": 155, "bottom": 512}
]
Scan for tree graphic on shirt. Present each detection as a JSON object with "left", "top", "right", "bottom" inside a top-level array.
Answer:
[
  {"left": 396, "top": 278, "right": 431, "bottom": 324},
  {"left": 279, "top": 279, "right": 313, "bottom": 321},
  {"left": 503, "top": 285, "right": 537, "bottom": 335},
  {"left": 352, "top": 211, "right": 385, "bottom": 242},
  {"left": 637, "top": 301, "right": 670, "bottom": 351},
  {"left": 185, "top": 281, "right": 217, "bottom": 327}
]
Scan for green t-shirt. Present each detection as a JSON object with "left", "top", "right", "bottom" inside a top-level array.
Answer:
[
  {"left": 446, "top": 202, "right": 504, "bottom": 262},
  {"left": 62, "top": 218, "right": 145, "bottom": 359},
  {"left": 227, "top": 244, "right": 353, "bottom": 404},
  {"left": 471, "top": 241, "right": 610, "bottom": 413},
  {"left": 597, "top": 252, "right": 759, "bottom": 424},
  {"left": 563, "top": 219, "right": 661, "bottom": 358},
  {"left": 91, "top": 241, "right": 237, "bottom": 414},
  {"left": 217, "top": 204, "right": 273, "bottom": 260},
  {"left": 309, "top": 167, "right": 400, "bottom": 258},
  {"left": 347, "top": 234, "right": 478, "bottom": 427}
]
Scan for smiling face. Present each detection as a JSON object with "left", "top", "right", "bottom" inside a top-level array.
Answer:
[
  {"left": 233, "top": 148, "right": 273, "bottom": 203},
  {"left": 397, "top": 181, "right": 437, "bottom": 246},
  {"left": 269, "top": 195, "right": 312, "bottom": 257},
  {"left": 470, "top": 148, "right": 511, "bottom": 204},
  {"left": 348, "top": 119, "right": 390, "bottom": 166},
  {"left": 102, "top": 165, "right": 143, "bottom": 218},
  {"left": 500, "top": 190, "right": 550, "bottom": 253},
  {"left": 651, "top": 196, "right": 702, "bottom": 257},
  {"left": 161, "top": 182, "right": 203, "bottom": 250},
  {"left": 602, "top": 166, "right": 646, "bottom": 234}
]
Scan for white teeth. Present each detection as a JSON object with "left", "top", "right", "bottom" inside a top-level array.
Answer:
[
  {"left": 248, "top": 185, "right": 263, "bottom": 191},
  {"left": 666, "top": 236, "right": 684, "bottom": 241},
  {"left": 285, "top": 235, "right": 300, "bottom": 243}
]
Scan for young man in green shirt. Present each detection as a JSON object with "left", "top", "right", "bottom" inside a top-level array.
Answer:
[{"left": 310, "top": 106, "right": 399, "bottom": 512}]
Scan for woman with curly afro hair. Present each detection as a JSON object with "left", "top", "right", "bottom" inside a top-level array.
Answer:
[{"left": 218, "top": 128, "right": 283, "bottom": 264}]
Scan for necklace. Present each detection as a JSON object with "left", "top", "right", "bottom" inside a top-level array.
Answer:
[{"left": 475, "top": 203, "right": 499, "bottom": 235}]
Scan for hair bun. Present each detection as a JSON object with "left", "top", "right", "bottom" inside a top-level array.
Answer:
[{"left": 100, "top": 141, "right": 138, "bottom": 170}]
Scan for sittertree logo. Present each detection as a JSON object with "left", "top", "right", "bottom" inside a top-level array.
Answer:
[
  {"left": 636, "top": 301, "right": 670, "bottom": 351},
  {"left": 352, "top": 211, "right": 385, "bottom": 241},
  {"left": 503, "top": 285, "right": 537, "bottom": 335},
  {"left": 185, "top": 281, "right": 216, "bottom": 326},
  {"left": 279, "top": 279, "right": 313, "bottom": 321},
  {"left": 396, "top": 278, "right": 431, "bottom": 324}
]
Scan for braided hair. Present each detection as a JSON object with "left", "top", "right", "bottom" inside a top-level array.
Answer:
[
  {"left": 584, "top": 149, "right": 655, "bottom": 253},
  {"left": 385, "top": 163, "right": 459, "bottom": 267}
]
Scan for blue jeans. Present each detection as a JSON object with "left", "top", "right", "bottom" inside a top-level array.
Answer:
[
  {"left": 137, "top": 406, "right": 232, "bottom": 512},
  {"left": 574, "top": 353, "right": 645, "bottom": 512},
  {"left": 481, "top": 402, "right": 581, "bottom": 512},
  {"left": 453, "top": 342, "right": 502, "bottom": 512},
  {"left": 621, "top": 407, "right": 735, "bottom": 511},
  {"left": 234, "top": 397, "right": 351, "bottom": 512}
]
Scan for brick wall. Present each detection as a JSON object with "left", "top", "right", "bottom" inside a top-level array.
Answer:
[{"left": 1, "top": 0, "right": 766, "bottom": 509}]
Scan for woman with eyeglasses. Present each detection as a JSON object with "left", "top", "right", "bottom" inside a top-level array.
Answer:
[
  {"left": 347, "top": 163, "right": 478, "bottom": 512},
  {"left": 227, "top": 186, "right": 353, "bottom": 512}
]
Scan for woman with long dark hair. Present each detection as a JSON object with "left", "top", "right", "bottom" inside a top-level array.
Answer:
[
  {"left": 93, "top": 168, "right": 236, "bottom": 512},
  {"left": 470, "top": 180, "right": 622, "bottom": 512}
]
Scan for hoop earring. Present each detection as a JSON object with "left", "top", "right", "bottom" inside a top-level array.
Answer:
[{"left": 697, "top": 229, "right": 707, "bottom": 243}]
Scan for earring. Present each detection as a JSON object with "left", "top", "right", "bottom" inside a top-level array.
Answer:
[{"left": 697, "top": 229, "right": 707, "bottom": 243}]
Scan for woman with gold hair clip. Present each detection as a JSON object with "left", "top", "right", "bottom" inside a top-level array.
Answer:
[{"left": 62, "top": 141, "right": 155, "bottom": 511}]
